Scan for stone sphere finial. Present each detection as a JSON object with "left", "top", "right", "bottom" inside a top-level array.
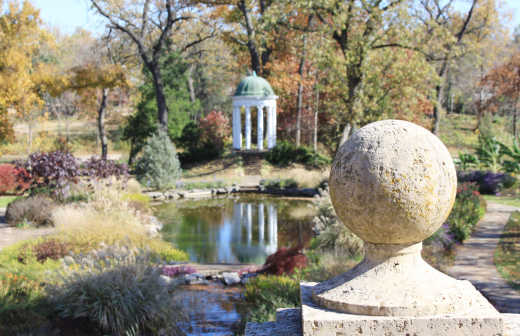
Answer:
[{"left": 330, "top": 120, "right": 457, "bottom": 245}]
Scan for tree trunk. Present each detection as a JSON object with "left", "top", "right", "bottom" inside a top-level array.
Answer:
[
  {"left": 432, "top": 85, "right": 442, "bottom": 135},
  {"left": 338, "top": 71, "right": 362, "bottom": 147},
  {"left": 187, "top": 63, "right": 196, "bottom": 104},
  {"left": 248, "top": 41, "right": 262, "bottom": 75},
  {"left": 238, "top": 0, "right": 262, "bottom": 75},
  {"left": 296, "top": 36, "right": 308, "bottom": 146},
  {"left": 514, "top": 103, "right": 518, "bottom": 141},
  {"left": 432, "top": 0, "right": 477, "bottom": 135},
  {"left": 313, "top": 83, "right": 319, "bottom": 152},
  {"left": 150, "top": 65, "right": 169, "bottom": 130},
  {"left": 98, "top": 89, "right": 109, "bottom": 161}
]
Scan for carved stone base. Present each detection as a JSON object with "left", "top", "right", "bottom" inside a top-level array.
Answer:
[
  {"left": 312, "top": 243, "right": 491, "bottom": 317},
  {"left": 303, "top": 283, "right": 503, "bottom": 336}
]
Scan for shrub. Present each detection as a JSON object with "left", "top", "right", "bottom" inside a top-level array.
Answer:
[
  {"left": 17, "top": 151, "right": 80, "bottom": 201},
  {"left": 181, "top": 180, "right": 227, "bottom": 190},
  {"left": 123, "top": 192, "right": 151, "bottom": 213},
  {"left": 135, "top": 130, "right": 182, "bottom": 190},
  {"left": 0, "top": 272, "right": 48, "bottom": 334},
  {"left": 31, "top": 239, "right": 70, "bottom": 263},
  {"left": 447, "top": 182, "right": 485, "bottom": 242},
  {"left": 147, "top": 240, "right": 189, "bottom": 263},
  {"left": 259, "top": 246, "right": 307, "bottom": 275},
  {"left": 0, "top": 164, "right": 31, "bottom": 195},
  {"left": 243, "top": 275, "right": 300, "bottom": 322},
  {"left": 266, "top": 141, "right": 331, "bottom": 168},
  {"left": 260, "top": 178, "right": 298, "bottom": 189},
  {"left": 199, "top": 110, "right": 230, "bottom": 155},
  {"left": 311, "top": 197, "right": 364, "bottom": 256},
  {"left": 51, "top": 181, "right": 188, "bottom": 261},
  {"left": 5, "top": 195, "right": 57, "bottom": 227},
  {"left": 475, "top": 134, "right": 504, "bottom": 172},
  {"left": 81, "top": 157, "right": 129, "bottom": 179},
  {"left": 0, "top": 240, "right": 63, "bottom": 283},
  {"left": 178, "top": 111, "right": 230, "bottom": 165},
  {"left": 49, "top": 247, "right": 184, "bottom": 336},
  {"left": 454, "top": 153, "right": 479, "bottom": 171},
  {"left": 457, "top": 170, "right": 516, "bottom": 195},
  {"left": 0, "top": 272, "right": 44, "bottom": 312}
]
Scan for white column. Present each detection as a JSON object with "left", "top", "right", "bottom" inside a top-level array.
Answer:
[
  {"left": 272, "top": 104, "right": 277, "bottom": 147},
  {"left": 257, "top": 105, "right": 264, "bottom": 150},
  {"left": 258, "top": 203, "right": 264, "bottom": 244},
  {"left": 266, "top": 105, "right": 272, "bottom": 149},
  {"left": 246, "top": 203, "right": 252, "bottom": 246},
  {"left": 245, "top": 106, "right": 251, "bottom": 150},
  {"left": 232, "top": 106, "right": 242, "bottom": 149}
]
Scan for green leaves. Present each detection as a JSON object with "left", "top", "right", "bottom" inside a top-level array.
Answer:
[{"left": 135, "top": 130, "right": 182, "bottom": 191}]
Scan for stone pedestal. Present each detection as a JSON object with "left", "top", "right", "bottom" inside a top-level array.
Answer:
[
  {"left": 244, "top": 120, "right": 520, "bottom": 336},
  {"left": 303, "top": 283, "right": 502, "bottom": 336}
]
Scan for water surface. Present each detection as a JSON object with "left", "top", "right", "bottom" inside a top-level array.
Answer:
[
  {"left": 175, "top": 284, "right": 244, "bottom": 336},
  {"left": 155, "top": 195, "right": 316, "bottom": 264}
]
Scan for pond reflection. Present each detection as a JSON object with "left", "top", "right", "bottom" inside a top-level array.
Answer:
[
  {"left": 174, "top": 284, "right": 244, "bottom": 336},
  {"left": 155, "top": 196, "right": 315, "bottom": 264}
]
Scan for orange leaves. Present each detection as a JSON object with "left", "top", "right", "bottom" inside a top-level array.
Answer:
[{"left": 480, "top": 51, "right": 520, "bottom": 113}]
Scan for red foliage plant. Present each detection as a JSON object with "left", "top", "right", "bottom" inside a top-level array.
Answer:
[
  {"left": 199, "top": 110, "right": 231, "bottom": 151},
  {"left": 259, "top": 246, "right": 308, "bottom": 276},
  {"left": 0, "top": 164, "right": 31, "bottom": 195},
  {"left": 32, "top": 239, "right": 70, "bottom": 263}
]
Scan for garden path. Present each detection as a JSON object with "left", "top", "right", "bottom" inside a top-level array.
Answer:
[
  {"left": 0, "top": 207, "right": 55, "bottom": 250},
  {"left": 449, "top": 202, "right": 520, "bottom": 313}
]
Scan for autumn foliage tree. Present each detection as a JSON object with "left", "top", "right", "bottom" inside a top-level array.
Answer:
[
  {"left": 0, "top": 0, "right": 53, "bottom": 145},
  {"left": 67, "top": 63, "right": 129, "bottom": 160},
  {"left": 480, "top": 52, "right": 520, "bottom": 139}
]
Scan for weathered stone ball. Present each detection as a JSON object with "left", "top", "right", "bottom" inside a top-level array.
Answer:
[{"left": 329, "top": 120, "right": 457, "bottom": 245}]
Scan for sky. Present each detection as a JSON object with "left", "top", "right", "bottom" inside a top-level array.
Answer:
[
  {"left": 31, "top": 0, "right": 103, "bottom": 34},
  {"left": 27, "top": 0, "right": 520, "bottom": 35}
]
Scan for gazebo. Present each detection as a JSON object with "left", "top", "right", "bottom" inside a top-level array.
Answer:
[{"left": 232, "top": 72, "right": 278, "bottom": 151}]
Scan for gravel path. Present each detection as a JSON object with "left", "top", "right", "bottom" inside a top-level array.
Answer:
[
  {"left": 449, "top": 202, "right": 520, "bottom": 313},
  {"left": 0, "top": 207, "right": 55, "bottom": 250}
]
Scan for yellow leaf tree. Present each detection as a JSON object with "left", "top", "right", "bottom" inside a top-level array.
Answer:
[{"left": 0, "top": 0, "right": 54, "bottom": 148}]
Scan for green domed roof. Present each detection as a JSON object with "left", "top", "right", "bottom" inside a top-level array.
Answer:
[{"left": 234, "top": 72, "right": 275, "bottom": 97}]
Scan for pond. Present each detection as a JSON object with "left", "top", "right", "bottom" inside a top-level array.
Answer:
[
  {"left": 174, "top": 283, "right": 245, "bottom": 336},
  {"left": 154, "top": 195, "right": 317, "bottom": 264}
]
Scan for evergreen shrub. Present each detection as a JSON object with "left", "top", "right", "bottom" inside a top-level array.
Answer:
[
  {"left": 266, "top": 141, "right": 330, "bottom": 168},
  {"left": 135, "top": 130, "right": 182, "bottom": 190}
]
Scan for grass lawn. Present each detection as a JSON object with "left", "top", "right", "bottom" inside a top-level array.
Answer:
[
  {"left": 483, "top": 195, "right": 520, "bottom": 208},
  {"left": 438, "top": 113, "right": 514, "bottom": 156},
  {"left": 494, "top": 211, "right": 520, "bottom": 292},
  {"left": 0, "top": 196, "right": 17, "bottom": 208}
]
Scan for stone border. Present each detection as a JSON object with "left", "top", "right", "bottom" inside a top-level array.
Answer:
[
  {"left": 145, "top": 184, "right": 325, "bottom": 202},
  {"left": 160, "top": 264, "right": 261, "bottom": 288}
]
